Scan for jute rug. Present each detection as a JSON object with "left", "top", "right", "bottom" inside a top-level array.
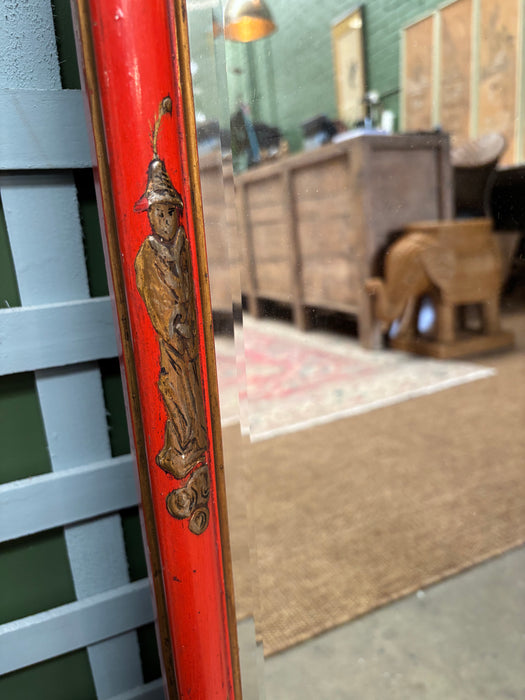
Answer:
[
  {"left": 215, "top": 317, "right": 494, "bottom": 439},
  {"left": 222, "top": 312, "right": 525, "bottom": 657}
]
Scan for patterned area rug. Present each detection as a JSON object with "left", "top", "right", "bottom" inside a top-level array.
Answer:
[{"left": 215, "top": 318, "right": 494, "bottom": 440}]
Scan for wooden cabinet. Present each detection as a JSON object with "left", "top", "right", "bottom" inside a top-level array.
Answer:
[
  {"left": 234, "top": 132, "right": 453, "bottom": 347},
  {"left": 199, "top": 151, "right": 237, "bottom": 314}
]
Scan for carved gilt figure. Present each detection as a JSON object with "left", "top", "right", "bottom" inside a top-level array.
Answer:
[{"left": 134, "top": 97, "right": 209, "bottom": 534}]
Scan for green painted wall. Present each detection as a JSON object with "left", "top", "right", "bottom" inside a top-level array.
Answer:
[
  {"left": 220, "top": 0, "right": 441, "bottom": 152},
  {"left": 188, "top": 8, "right": 228, "bottom": 127}
]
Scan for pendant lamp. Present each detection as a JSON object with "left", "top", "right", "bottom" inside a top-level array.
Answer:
[{"left": 223, "top": 0, "right": 277, "bottom": 42}]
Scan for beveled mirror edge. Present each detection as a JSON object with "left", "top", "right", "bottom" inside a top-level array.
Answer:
[{"left": 170, "top": 2, "right": 243, "bottom": 697}]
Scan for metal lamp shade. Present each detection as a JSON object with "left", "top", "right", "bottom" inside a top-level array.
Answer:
[{"left": 224, "top": 0, "right": 277, "bottom": 42}]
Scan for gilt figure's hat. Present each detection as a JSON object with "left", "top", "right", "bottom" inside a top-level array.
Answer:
[{"left": 134, "top": 96, "right": 184, "bottom": 213}]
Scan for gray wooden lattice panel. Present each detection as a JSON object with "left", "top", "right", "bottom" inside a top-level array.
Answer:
[
  {"left": 0, "top": 89, "right": 92, "bottom": 169},
  {"left": 0, "top": 579, "right": 154, "bottom": 674},
  {"left": 0, "top": 297, "right": 117, "bottom": 374},
  {"left": 0, "top": 455, "right": 137, "bottom": 542},
  {"left": 0, "top": 1, "right": 155, "bottom": 697}
]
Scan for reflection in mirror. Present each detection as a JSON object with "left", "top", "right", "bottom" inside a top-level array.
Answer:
[{"left": 191, "top": 0, "right": 525, "bottom": 697}]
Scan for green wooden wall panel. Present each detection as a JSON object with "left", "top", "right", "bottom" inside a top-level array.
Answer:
[
  {"left": 0, "top": 373, "right": 52, "bottom": 484},
  {"left": 99, "top": 358, "right": 131, "bottom": 458},
  {"left": 0, "top": 530, "right": 76, "bottom": 624},
  {"left": 137, "top": 624, "right": 162, "bottom": 685},
  {"left": 75, "top": 171, "right": 110, "bottom": 299},
  {"left": 120, "top": 508, "right": 162, "bottom": 684},
  {"left": 0, "top": 651, "right": 96, "bottom": 700},
  {"left": 51, "top": 0, "right": 81, "bottom": 90},
  {"left": 0, "top": 199, "right": 21, "bottom": 310}
]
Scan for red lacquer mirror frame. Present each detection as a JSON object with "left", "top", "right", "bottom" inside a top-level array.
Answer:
[{"left": 72, "top": 1, "right": 242, "bottom": 697}]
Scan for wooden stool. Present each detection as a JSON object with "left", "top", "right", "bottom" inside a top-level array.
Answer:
[{"left": 366, "top": 218, "right": 514, "bottom": 358}]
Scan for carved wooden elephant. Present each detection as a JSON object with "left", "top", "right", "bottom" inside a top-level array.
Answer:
[{"left": 365, "top": 219, "right": 503, "bottom": 344}]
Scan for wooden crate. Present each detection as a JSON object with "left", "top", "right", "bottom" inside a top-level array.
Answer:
[
  {"left": 199, "top": 151, "right": 237, "bottom": 313},
  {"left": 234, "top": 132, "right": 453, "bottom": 347}
]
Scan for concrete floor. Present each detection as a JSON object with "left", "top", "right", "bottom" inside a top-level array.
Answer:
[{"left": 239, "top": 545, "right": 525, "bottom": 699}]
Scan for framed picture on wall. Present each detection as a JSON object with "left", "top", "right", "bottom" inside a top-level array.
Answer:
[{"left": 331, "top": 5, "right": 367, "bottom": 127}]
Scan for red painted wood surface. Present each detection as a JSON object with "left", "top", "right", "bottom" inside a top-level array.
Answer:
[{"left": 81, "top": 1, "right": 234, "bottom": 697}]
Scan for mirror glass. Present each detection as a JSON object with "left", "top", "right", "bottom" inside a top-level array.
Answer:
[{"left": 188, "top": 1, "right": 525, "bottom": 697}]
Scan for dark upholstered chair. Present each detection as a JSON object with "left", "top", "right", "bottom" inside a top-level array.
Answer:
[{"left": 451, "top": 132, "right": 506, "bottom": 217}]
